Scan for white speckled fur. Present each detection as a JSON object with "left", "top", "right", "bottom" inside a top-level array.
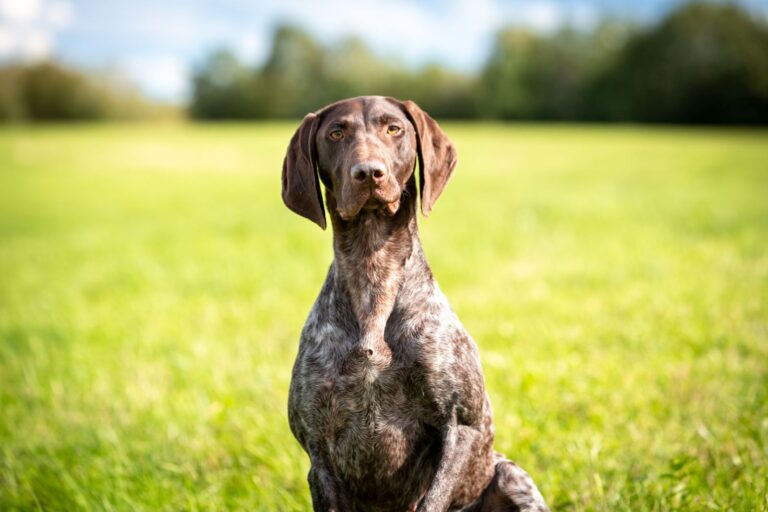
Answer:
[{"left": 283, "top": 96, "right": 549, "bottom": 512}]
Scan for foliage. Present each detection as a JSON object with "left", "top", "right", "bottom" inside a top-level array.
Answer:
[
  {"left": 1, "top": 123, "right": 766, "bottom": 510},
  {"left": 0, "top": 61, "right": 167, "bottom": 122},
  {"left": 477, "top": 26, "right": 621, "bottom": 120},
  {"left": 189, "top": 50, "right": 263, "bottom": 119},
  {"left": 190, "top": 28, "right": 475, "bottom": 119},
  {"left": 588, "top": 3, "right": 768, "bottom": 123},
  {"left": 191, "top": 2, "right": 768, "bottom": 123},
  {"left": 3, "top": 2, "right": 768, "bottom": 123}
]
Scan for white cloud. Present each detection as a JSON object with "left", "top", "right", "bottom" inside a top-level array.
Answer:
[
  {"left": 40, "top": 0, "right": 581, "bottom": 101},
  {"left": 483, "top": 1, "right": 599, "bottom": 35},
  {"left": 0, "top": 25, "right": 15, "bottom": 55},
  {"left": 0, "top": 0, "right": 611, "bottom": 101},
  {"left": 0, "top": 0, "right": 73, "bottom": 61},
  {"left": 518, "top": 3, "right": 564, "bottom": 32},
  {"left": 24, "top": 27, "right": 50, "bottom": 59},
  {"left": 46, "top": 0, "right": 73, "bottom": 28},
  {"left": 572, "top": 2, "right": 600, "bottom": 30},
  {"left": 236, "top": 32, "right": 265, "bottom": 64},
  {"left": 236, "top": 0, "right": 590, "bottom": 71},
  {"left": 0, "top": 0, "right": 42, "bottom": 24},
  {"left": 254, "top": 0, "right": 503, "bottom": 70},
  {"left": 120, "top": 54, "right": 189, "bottom": 102},
  {"left": 0, "top": 25, "right": 52, "bottom": 60}
]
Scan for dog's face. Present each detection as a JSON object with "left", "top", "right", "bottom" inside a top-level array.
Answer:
[
  {"left": 315, "top": 98, "right": 416, "bottom": 220},
  {"left": 282, "top": 96, "right": 457, "bottom": 229}
]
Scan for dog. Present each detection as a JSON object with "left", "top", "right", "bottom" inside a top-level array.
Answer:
[{"left": 282, "top": 96, "right": 548, "bottom": 512}]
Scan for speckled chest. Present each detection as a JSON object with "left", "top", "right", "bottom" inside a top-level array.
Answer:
[
  {"left": 304, "top": 336, "right": 432, "bottom": 458},
  {"left": 289, "top": 317, "right": 444, "bottom": 499}
]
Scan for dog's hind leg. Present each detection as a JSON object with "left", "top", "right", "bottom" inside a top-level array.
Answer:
[{"left": 464, "top": 454, "right": 549, "bottom": 512}]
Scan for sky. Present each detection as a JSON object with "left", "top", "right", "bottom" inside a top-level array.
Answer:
[{"left": 1, "top": 0, "right": 767, "bottom": 103}]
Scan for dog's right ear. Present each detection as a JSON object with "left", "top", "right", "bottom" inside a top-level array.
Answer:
[
  {"left": 397, "top": 100, "right": 457, "bottom": 217},
  {"left": 282, "top": 113, "right": 326, "bottom": 229}
]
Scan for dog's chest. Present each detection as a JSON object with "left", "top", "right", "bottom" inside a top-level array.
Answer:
[
  {"left": 296, "top": 333, "right": 435, "bottom": 490},
  {"left": 337, "top": 376, "right": 412, "bottom": 469}
]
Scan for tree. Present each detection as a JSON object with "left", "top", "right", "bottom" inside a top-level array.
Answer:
[
  {"left": 478, "top": 24, "right": 631, "bottom": 121},
  {"left": 190, "top": 50, "right": 262, "bottom": 119},
  {"left": 21, "top": 62, "right": 105, "bottom": 120},
  {"left": 591, "top": 3, "right": 768, "bottom": 123},
  {"left": 259, "top": 26, "right": 332, "bottom": 117}
]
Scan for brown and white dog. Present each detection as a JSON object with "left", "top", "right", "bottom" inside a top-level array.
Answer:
[{"left": 282, "top": 96, "right": 548, "bottom": 512}]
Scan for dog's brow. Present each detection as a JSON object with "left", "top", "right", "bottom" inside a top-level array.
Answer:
[
  {"left": 375, "top": 114, "right": 399, "bottom": 125},
  {"left": 327, "top": 115, "right": 358, "bottom": 128}
]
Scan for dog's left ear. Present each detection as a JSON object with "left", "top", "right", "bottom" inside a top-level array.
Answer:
[
  {"left": 396, "top": 99, "right": 458, "bottom": 217},
  {"left": 282, "top": 113, "right": 326, "bottom": 229}
]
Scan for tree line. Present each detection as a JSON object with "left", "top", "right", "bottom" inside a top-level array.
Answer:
[
  {"left": 0, "top": 61, "right": 170, "bottom": 121},
  {"left": 1, "top": 3, "right": 767, "bottom": 123},
  {"left": 191, "top": 3, "right": 768, "bottom": 124}
]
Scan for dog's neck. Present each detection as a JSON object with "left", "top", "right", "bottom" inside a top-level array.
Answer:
[{"left": 326, "top": 178, "right": 429, "bottom": 360}]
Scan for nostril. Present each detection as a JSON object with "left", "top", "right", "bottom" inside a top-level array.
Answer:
[{"left": 351, "top": 162, "right": 386, "bottom": 183}]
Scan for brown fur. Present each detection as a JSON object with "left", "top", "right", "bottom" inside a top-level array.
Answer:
[{"left": 283, "top": 96, "right": 548, "bottom": 512}]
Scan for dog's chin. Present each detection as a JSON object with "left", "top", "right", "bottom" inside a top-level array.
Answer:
[
  {"left": 337, "top": 190, "right": 402, "bottom": 220},
  {"left": 365, "top": 197, "right": 401, "bottom": 217}
]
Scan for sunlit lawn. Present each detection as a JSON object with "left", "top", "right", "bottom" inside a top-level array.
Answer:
[{"left": 1, "top": 122, "right": 766, "bottom": 511}]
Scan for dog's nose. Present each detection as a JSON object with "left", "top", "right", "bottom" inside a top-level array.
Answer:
[{"left": 351, "top": 161, "right": 387, "bottom": 184}]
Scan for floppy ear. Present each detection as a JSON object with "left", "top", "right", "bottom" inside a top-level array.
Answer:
[
  {"left": 400, "top": 100, "right": 458, "bottom": 216},
  {"left": 282, "top": 113, "right": 326, "bottom": 229}
]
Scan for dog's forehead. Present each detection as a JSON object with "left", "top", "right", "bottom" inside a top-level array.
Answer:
[{"left": 319, "top": 96, "right": 406, "bottom": 126}]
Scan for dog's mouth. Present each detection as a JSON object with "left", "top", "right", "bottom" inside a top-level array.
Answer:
[
  {"left": 363, "top": 194, "right": 401, "bottom": 216},
  {"left": 337, "top": 187, "right": 401, "bottom": 220}
]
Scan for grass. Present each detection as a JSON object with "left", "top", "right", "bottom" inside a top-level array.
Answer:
[{"left": 0, "top": 122, "right": 766, "bottom": 511}]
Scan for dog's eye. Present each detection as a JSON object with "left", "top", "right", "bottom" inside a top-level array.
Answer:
[
  {"left": 328, "top": 129, "right": 344, "bottom": 141},
  {"left": 386, "top": 125, "right": 402, "bottom": 136}
]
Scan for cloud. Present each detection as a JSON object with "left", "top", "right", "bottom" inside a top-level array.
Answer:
[
  {"left": 119, "top": 54, "right": 189, "bottom": 102},
  {"left": 98, "top": 0, "right": 596, "bottom": 100},
  {"left": 233, "top": 0, "right": 595, "bottom": 70},
  {"left": 501, "top": 1, "right": 599, "bottom": 33},
  {"left": 0, "top": 25, "right": 53, "bottom": 60},
  {"left": 516, "top": 2, "right": 564, "bottom": 32},
  {"left": 46, "top": 0, "right": 73, "bottom": 28},
  {"left": 15, "top": 0, "right": 763, "bottom": 103},
  {"left": 0, "top": 25, "right": 13, "bottom": 54},
  {"left": 236, "top": 32, "right": 265, "bottom": 64},
  {"left": 0, "top": 0, "right": 73, "bottom": 61},
  {"left": 24, "top": 27, "right": 50, "bottom": 59},
  {"left": 0, "top": 0, "right": 43, "bottom": 24},
  {"left": 250, "top": 0, "right": 504, "bottom": 70}
]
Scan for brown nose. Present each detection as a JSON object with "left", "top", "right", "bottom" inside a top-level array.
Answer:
[{"left": 350, "top": 161, "right": 387, "bottom": 184}]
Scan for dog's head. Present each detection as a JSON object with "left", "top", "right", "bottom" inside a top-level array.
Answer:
[{"left": 281, "top": 96, "right": 457, "bottom": 229}]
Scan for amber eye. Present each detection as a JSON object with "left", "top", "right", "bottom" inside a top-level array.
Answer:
[
  {"left": 328, "top": 129, "right": 344, "bottom": 141},
  {"left": 386, "top": 125, "right": 402, "bottom": 136}
]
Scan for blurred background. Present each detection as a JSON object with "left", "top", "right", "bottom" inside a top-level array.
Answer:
[
  {"left": 1, "top": 0, "right": 768, "bottom": 123},
  {"left": 1, "top": 1, "right": 767, "bottom": 511}
]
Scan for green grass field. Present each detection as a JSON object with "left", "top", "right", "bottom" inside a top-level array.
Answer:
[{"left": 1, "top": 122, "right": 766, "bottom": 511}]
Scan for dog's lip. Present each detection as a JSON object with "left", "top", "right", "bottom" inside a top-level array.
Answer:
[
  {"left": 369, "top": 190, "right": 399, "bottom": 204},
  {"left": 338, "top": 189, "right": 401, "bottom": 219},
  {"left": 372, "top": 185, "right": 402, "bottom": 203}
]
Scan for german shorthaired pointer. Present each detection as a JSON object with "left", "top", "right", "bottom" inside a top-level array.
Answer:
[{"left": 282, "top": 96, "right": 549, "bottom": 512}]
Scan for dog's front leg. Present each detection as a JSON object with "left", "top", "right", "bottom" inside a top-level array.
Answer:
[
  {"left": 307, "top": 451, "right": 349, "bottom": 512},
  {"left": 417, "top": 419, "right": 480, "bottom": 512}
]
